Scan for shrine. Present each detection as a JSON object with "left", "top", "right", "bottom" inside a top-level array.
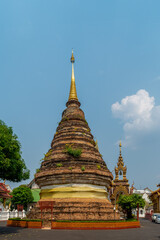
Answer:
[
  {"left": 0, "top": 183, "right": 12, "bottom": 209},
  {"left": 28, "top": 51, "right": 120, "bottom": 221},
  {"left": 110, "top": 141, "right": 130, "bottom": 208}
]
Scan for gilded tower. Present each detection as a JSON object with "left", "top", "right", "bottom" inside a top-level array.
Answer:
[{"left": 110, "top": 141, "right": 130, "bottom": 207}]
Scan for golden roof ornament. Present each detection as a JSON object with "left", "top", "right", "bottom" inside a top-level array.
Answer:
[
  {"left": 68, "top": 49, "right": 78, "bottom": 101},
  {"left": 70, "top": 49, "right": 75, "bottom": 63},
  {"left": 119, "top": 140, "right": 122, "bottom": 155}
]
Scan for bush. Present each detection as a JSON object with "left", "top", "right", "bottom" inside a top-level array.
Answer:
[
  {"left": 91, "top": 140, "right": 96, "bottom": 146},
  {"left": 9, "top": 217, "right": 21, "bottom": 220},
  {"left": 97, "top": 165, "right": 101, "bottom": 170},
  {"left": 11, "top": 186, "right": 33, "bottom": 211},
  {"left": 36, "top": 168, "right": 40, "bottom": 173},
  {"left": 56, "top": 163, "right": 63, "bottom": 167},
  {"left": 9, "top": 218, "right": 42, "bottom": 222},
  {"left": 81, "top": 166, "right": 85, "bottom": 171},
  {"left": 65, "top": 144, "right": 82, "bottom": 157},
  {"left": 55, "top": 219, "right": 137, "bottom": 223},
  {"left": 118, "top": 194, "right": 145, "bottom": 219}
]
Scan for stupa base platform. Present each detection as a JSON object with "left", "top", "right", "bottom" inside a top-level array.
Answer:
[{"left": 27, "top": 198, "right": 120, "bottom": 221}]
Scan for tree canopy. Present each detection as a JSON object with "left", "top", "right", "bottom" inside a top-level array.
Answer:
[
  {"left": 11, "top": 185, "right": 33, "bottom": 210},
  {"left": 0, "top": 120, "right": 30, "bottom": 182},
  {"left": 118, "top": 194, "right": 145, "bottom": 219}
]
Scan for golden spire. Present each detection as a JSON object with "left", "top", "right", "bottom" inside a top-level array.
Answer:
[
  {"left": 119, "top": 140, "right": 122, "bottom": 155},
  {"left": 68, "top": 50, "right": 78, "bottom": 101}
]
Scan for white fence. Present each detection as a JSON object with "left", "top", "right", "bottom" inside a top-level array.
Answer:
[{"left": 0, "top": 209, "right": 26, "bottom": 221}]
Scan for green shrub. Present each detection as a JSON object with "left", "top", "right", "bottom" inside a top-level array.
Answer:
[
  {"left": 65, "top": 144, "right": 82, "bottom": 157},
  {"left": 68, "top": 167, "right": 72, "bottom": 170},
  {"left": 9, "top": 217, "right": 21, "bottom": 220},
  {"left": 56, "top": 163, "right": 63, "bottom": 167},
  {"left": 91, "top": 140, "right": 96, "bottom": 146},
  {"left": 81, "top": 166, "right": 85, "bottom": 171},
  {"left": 55, "top": 219, "right": 137, "bottom": 223},
  {"left": 97, "top": 165, "right": 101, "bottom": 170},
  {"left": 9, "top": 218, "right": 42, "bottom": 222}
]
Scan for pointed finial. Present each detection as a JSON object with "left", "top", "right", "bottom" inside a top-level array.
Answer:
[
  {"left": 68, "top": 49, "right": 78, "bottom": 101},
  {"left": 70, "top": 49, "right": 75, "bottom": 63},
  {"left": 119, "top": 140, "right": 122, "bottom": 154}
]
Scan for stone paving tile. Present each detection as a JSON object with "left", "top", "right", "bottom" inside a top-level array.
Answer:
[{"left": 0, "top": 219, "right": 160, "bottom": 240}]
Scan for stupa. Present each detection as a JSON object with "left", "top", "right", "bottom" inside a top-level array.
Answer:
[{"left": 29, "top": 51, "right": 119, "bottom": 221}]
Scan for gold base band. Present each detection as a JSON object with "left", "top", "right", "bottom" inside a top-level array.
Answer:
[{"left": 40, "top": 186, "right": 108, "bottom": 199}]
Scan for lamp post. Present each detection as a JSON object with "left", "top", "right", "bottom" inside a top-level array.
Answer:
[
  {"left": 114, "top": 206, "right": 116, "bottom": 220},
  {"left": 137, "top": 203, "right": 139, "bottom": 221}
]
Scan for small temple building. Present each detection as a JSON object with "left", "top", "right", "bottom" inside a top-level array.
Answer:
[
  {"left": 0, "top": 182, "right": 12, "bottom": 209},
  {"left": 28, "top": 51, "right": 120, "bottom": 221},
  {"left": 110, "top": 141, "right": 130, "bottom": 208},
  {"left": 150, "top": 184, "right": 160, "bottom": 213}
]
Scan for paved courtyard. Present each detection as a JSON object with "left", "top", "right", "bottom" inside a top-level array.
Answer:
[{"left": 0, "top": 219, "right": 160, "bottom": 240}]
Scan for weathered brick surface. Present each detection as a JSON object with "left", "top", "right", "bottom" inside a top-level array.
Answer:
[
  {"left": 27, "top": 198, "right": 120, "bottom": 221},
  {"left": 35, "top": 100, "right": 113, "bottom": 188},
  {"left": 31, "top": 99, "right": 118, "bottom": 220}
]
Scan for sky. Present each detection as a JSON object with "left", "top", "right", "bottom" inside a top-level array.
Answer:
[{"left": 0, "top": 0, "right": 160, "bottom": 190}]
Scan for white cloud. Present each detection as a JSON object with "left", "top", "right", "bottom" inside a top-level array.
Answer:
[{"left": 111, "top": 89, "right": 160, "bottom": 146}]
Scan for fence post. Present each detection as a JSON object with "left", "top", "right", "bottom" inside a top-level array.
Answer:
[
  {"left": 22, "top": 210, "right": 26, "bottom": 218},
  {"left": 15, "top": 209, "right": 18, "bottom": 218},
  {"left": 6, "top": 210, "right": 9, "bottom": 220}
]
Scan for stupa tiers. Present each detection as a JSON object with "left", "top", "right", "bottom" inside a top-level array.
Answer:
[{"left": 31, "top": 51, "right": 120, "bottom": 220}]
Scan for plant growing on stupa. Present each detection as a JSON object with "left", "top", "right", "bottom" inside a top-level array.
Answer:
[
  {"left": 91, "top": 140, "right": 96, "bottom": 146},
  {"left": 0, "top": 120, "right": 30, "bottom": 182},
  {"left": 81, "top": 166, "right": 85, "bottom": 171},
  {"left": 56, "top": 163, "right": 63, "bottom": 167},
  {"left": 44, "top": 150, "right": 52, "bottom": 159},
  {"left": 36, "top": 168, "right": 40, "bottom": 173},
  {"left": 68, "top": 167, "right": 72, "bottom": 170},
  {"left": 97, "top": 164, "right": 101, "bottom": 170},
  {"left": 64, "top": 144, "right": 82, "bottom": 157}
]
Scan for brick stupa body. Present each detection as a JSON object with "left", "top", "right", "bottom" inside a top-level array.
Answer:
[{"left": 29, "top": 51, "right": 120, "bottom": 221}]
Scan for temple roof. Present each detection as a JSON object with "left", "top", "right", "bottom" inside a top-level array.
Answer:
[{"left": 0, "top": 183, "right": 12, "bottom": 199}]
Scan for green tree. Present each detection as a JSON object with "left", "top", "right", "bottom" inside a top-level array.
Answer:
[
  {"left": 11, "top": 185, "right": 33, "bottom": 210},
  {"left": 0, "top": 120, "right": 30, "bottom": 182},
  {"left": 118, "top": 194, "right": 145, "bottom": 219}
]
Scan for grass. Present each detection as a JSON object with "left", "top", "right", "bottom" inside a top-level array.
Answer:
[
  {"left": 54, "top": 219, "right": 138, "bottom": 223},
  {"left": 9, "top": 218, "right": 42, "bottom": 222}
]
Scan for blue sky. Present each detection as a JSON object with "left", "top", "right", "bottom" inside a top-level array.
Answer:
[{"left": 1, "top": 0, "right": 160, "bottom": 190}]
